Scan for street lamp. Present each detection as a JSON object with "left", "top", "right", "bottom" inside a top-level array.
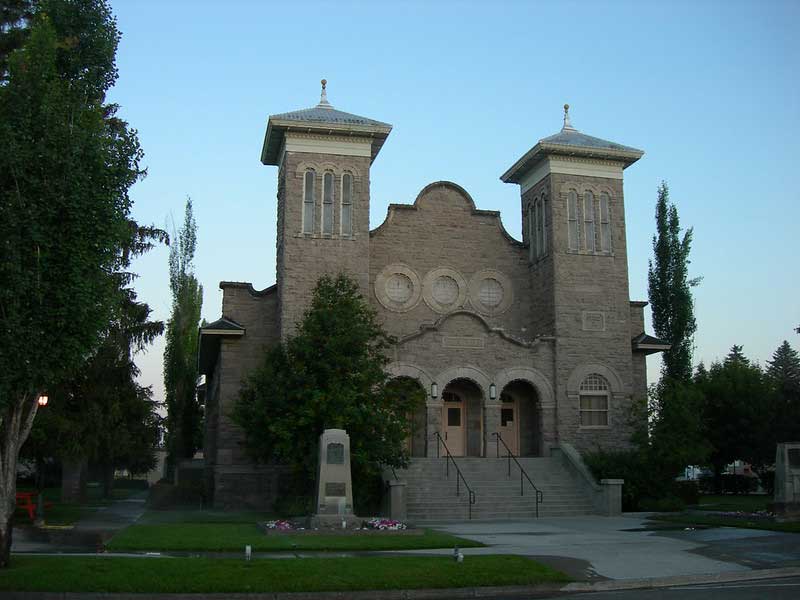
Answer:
[{"left": 35, "top": 393, "right": 48, "bottom": 526}]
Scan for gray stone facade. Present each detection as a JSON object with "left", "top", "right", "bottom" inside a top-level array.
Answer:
[{"left": 198, "top": 93, "right": 667, "bottom": 510}]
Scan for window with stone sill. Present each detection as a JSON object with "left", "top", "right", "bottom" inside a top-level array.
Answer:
[
  {"left": 567, "top": 190, "right": 579, "bottom": 251},
  {"left": 302, "top": 170, "right": 315, "bottom": 234},
  {"left": 322, "top": 172, "right": 334, "bottom": 234},
  {"left": 583, "top": 191, "right": 596, "bottom": 252},
  {"left": 566, "top": 189, "right": 613, "bottom": 255},
  {"left": 528, "top": 196, "right": 547, "bottom": 262},
  {"left": 341, "top": 173, "right": 353, "bottom": 236},
  {"left": 579, "top": 373, "right": 609, "bottom": 427}
]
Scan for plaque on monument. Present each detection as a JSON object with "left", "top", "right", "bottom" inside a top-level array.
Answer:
[
  {"left": 325, "top": 482, "right": 346, "bottom": 497},
  {"left": 327, "top": 443, "right": 344, "bottom": 465}
]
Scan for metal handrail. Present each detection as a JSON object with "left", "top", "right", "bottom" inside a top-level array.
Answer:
[
  {"left": 433, "top": 431, "right": 476, "bottom": 519},
  {"left": 492, "top": 432, "right": 544, "bottom": 518}
]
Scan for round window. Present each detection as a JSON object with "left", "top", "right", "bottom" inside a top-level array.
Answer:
[
  {"left": 385, "top": 273, "right": 413, "bottom": 304},
  {"left": 479, "top": 278, "right": 503, "bottom": 307},
  {"left": 432, "top": 276, "right": 459, "bottom": 305}
]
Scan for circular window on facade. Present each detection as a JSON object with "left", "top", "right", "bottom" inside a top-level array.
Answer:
[
  {"left": 375, "top": 265, "right": 421, "bottom": 312},
  {"left": 432, "top": 276, "right": 459, "bottom": 305},
  {"left": 468, "top": 269, "right": 513, "bottom": 316},
  {"left": 479, "top": 278, "right": 503, "bottom": 307},
  {"left": 386, "top": 273, "right": 413, "bottom": 304},
  {"left": 422, "top": 268, "right": 468, "bottom": 314}
]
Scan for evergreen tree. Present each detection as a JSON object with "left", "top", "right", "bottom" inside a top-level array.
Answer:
[
  {"left": 647, "top": 182, "right": 699, "bottom": 382},
  {"left": 163, "top": 199, "right": 203, "bottom": 473},
  {"left": 22, "top": 224, "right": 166, "bottom": 499},
  {"left": 0, "top": 0, "right": 144, "bottom": 567},
  {"left": 234, "top": 274, "right": 423, "bottom": 509},
  {"left": 698, "top": 346, "right": 773, "bottom": 482},
  {"left": 767, "top": 340, "right": 800, "bottom": 444}
]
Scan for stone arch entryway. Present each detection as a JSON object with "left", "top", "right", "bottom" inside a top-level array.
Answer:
[
  {"left": 440, "top": 378, "right": 484, "bottom": 457},
  {"left": 492, "top": 367, "right": 556, "bottom": 456},
  {"left": 498, "top": 380, "right": 541, "bottom": 457}
]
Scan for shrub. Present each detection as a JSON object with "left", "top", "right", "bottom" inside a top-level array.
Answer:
[
  {"left": 674, "top": 480, "right": 700, "bottom": 506},
  {"left": 639, "top": 496, "right": 685, "bottom": 512}
]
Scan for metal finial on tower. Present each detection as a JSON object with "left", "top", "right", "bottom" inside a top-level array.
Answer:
[
  {"left": 562, "top": 103, "right": 575, "bottom": 131},
  {"left": 318, "top": 78, "right": 332, "bottom": 108}
]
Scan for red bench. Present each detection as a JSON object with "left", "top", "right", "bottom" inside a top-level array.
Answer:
[{"left": 15, "top": 491, "right": 53, "bottom": 521}]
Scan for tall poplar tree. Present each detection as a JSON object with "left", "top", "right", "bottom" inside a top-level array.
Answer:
[
  {"left": 0, "top": 0, "right": 144, "bottom": 567},
  {"left": 647, "top": 182, "right": 699, "bottom": 383},
  {"left": 163, "top": 199, "right": 203, "bottom": 473}
]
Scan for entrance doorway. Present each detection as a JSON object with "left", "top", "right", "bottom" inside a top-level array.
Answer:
[
  {"left": 498, "top": 393, "right": 518, "bottom": 455},
  {"left": 499, "top": 380, "right": 541, "bottom": 456},
  {"left": 441, "top": 379, "right": 484, "bottom": 457},
  {"left": 442, "top": 391, "right": 465, "bottom": 456}
]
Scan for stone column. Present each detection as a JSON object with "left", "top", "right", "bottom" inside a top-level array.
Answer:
[
  {"left": 484, "top": 401, "right": 502, "bottom": 457},
  {"left": 425, "top": 401, "right": 442, "bottom": 457}
]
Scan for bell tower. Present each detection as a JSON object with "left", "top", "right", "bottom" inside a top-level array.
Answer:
[
  {"left": 261, "top": 80, "right": 392, "bottom": 338},
  {"left": 501, "top": 106, "right": 645, "bottom": 443}
]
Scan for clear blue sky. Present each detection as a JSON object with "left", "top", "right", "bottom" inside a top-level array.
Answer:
[{"left": 107, "top": 0, "right": 800, "bottom": 405}]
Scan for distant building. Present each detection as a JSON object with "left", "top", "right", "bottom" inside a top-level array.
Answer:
[{"left": 198, "top": 82, "right": 668, "bottom": 510}]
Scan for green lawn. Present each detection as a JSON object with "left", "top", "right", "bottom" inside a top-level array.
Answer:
[
  {"left": 651, "top": 513, "right": 800, "bottom": 533},
  {"left": 137, "top": 508, "right": 272, "bottom": 524},
  {"left": 692, "top": 494, "right": 770, "bottom": 513},
  {"left": 0, "top": 555, "right": 568, "bottom": 593},
  {"left": 108, "top": 522, "right": 484, "bottom": 552}
]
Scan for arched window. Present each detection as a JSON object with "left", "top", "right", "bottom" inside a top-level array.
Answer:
[
  {"left": 567, "top": 190, "right": 579, "bottom": 251},
  {"left": 599, "top": 192, "right": 611, "bottom": 252},
  {"left": 303, "top": 170, "right": 315, "bottom": 234},
  {"left": 322, "top": 172, "right": 334, "bottom": 234},
  {"left": 536, "top": 194, "right": 546, "bottom": 258},
  {"left": 583, "top": 191, "right": 595, "bottom": 252},
  {"left": 341, "top": 173, "right": 353, "bottom": 235},
  {"left": 579, "top": 374, "right": 609, "bottom": 427},
  {"left": 528, "top": 202, "right": 535, "bottom": 261},
  {"left": 529, "top": 196, "right": 547, "bottom": 260}
]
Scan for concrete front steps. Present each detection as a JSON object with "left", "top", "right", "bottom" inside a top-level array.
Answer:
[{"left": 398, "top": 457, "right": 596, "bottom": 522}]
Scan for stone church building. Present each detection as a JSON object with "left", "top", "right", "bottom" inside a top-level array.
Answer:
[{"left": 198, "top": 82, "right": 668, "bottom": 513}]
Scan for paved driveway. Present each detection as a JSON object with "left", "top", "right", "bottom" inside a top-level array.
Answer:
[{"left": 420, "top": 515, "right": 800, "bottom": 581}]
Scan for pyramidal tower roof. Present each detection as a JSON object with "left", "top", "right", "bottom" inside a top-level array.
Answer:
[
  {"left": 261, "top": 80, "right": 392, "bottom": 165},
  {"left": 500, "top": 105, "right": 643, "bottom": 184}
]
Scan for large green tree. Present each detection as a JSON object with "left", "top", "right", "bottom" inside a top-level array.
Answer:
[
  {"left": 696, "top": 346, "right": 774, "bottom": 482},
  {"left": 0, "top": 0, "right": 143, "bottom": 567},
  {"left": 0, "top": 1, "right": 35, "bottom": 82},
  {"left": 766, "top": 340, "right": 800, "bottom": 445},
  {"left": 647, "top": 182, "right": 699, "bottom": 383},
  {"left": 163, "top": 199, "right": 203, "bottom": 473},
  {"left": 234, "top": 274, "right": 422, "bottom": 507}
]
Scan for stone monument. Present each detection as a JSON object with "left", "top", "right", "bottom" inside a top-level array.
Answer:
[
  {"left": 311, "top": 428, "right": 359, "bottom": 528},
  {"left": 774, "top": 442, "right": 800, "bottom": 521}
]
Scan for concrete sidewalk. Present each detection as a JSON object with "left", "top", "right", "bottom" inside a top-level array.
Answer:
[
  {"left": 11, "top": 489, "right": 147, "bottom": 553},
  {"left": 417, "top": 515, "right": 800, "bottom": 581}
]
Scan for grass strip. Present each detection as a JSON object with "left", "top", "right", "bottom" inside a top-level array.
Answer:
[
  {"left": 651, "top": 514, "right": 800, "bottom": 533},
  {"left": 108, "top": 524, "right": 483, "bottom": 552},
  {"left": 692, "top": 495, "right": 770, "bottom": 513},
  {"left": 0, "top": 555, "right": 569, "bottom": 593}
]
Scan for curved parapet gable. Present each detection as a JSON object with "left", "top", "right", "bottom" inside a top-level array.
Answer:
[{"left": 369, "top": 180, "right": 523, "bottom": 247}]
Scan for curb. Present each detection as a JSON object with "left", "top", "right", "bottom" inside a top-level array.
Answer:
[
  {"left": 3, "top": 567, "right": 800, "bottom": 599},
  {"left": 562, "top": 566, "right": 800, "bottom": 593}
]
